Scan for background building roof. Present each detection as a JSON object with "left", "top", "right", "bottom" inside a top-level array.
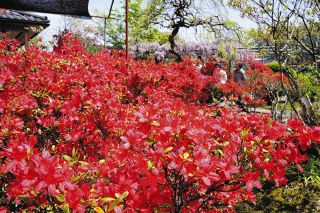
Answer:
[
  {"left": 0, "top": 9, "right": 49, "bottom": 25},
  {"left": 0, "top": 9, "right": 50, "bottom": 46}
]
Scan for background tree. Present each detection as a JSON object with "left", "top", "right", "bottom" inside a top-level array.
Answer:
[
  {"left": 228, "top": 0, "right": 320, "bottom": 125},
  {"left": 149, "top": 0, "right": 241, "bottom": 62},
  {"left": 51, "top": 16, "right": 102, "bottom": 53},
  {"left": 96, "top": 0, "right": 168, "bottom": 49}
]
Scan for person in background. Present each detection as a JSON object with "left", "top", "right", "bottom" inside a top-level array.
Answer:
[
  {"left": 233, "top": 63, "right": 246, "bottom": 85},
  {"left": 233, "top": 63, "right": 247, "bottom": 110},
  {"left": 213, "top": 62, "right": 228, "bottom": 104},
  {"left": 196, "top": 55, "right": 205, "bottom": 71},
  {"left": 216, "top": 63, "right": 227, "bottom": 84}
]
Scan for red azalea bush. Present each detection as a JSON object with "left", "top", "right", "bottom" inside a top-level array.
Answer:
[
  {"left": 218, "top": 61, "right": 288, "bottom": 111},
  {"left": 240, "top": 62, "right": 288, "bottom": 111},
  {"left": 199, "top": 57, "right": 275, "bottom": 110},
  {"left": 0, "top": 34, "right": 319, "bottom": 212}
]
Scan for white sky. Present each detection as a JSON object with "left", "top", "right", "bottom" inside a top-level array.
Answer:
[{"left": 37, "top": 0, "right": 257, "bottom": 44}]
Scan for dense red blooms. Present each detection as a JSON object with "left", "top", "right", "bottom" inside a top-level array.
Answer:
[
  {"left": 0, "top": 35, "right": 319, "bottom": 212},
  {"left": 218, "top": 61, "right": 287, "bottom": 110}
]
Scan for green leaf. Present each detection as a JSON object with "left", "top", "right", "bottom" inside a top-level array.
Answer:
[
  {"left": 94, "top": 207, "right": 105, "bottom": 213},
  {"left": 119, "top": 191, "right": 129, "bottom": 200},
  {"left": 78, "top": 161, "right": 89, "bottom": 165},
  {"left": 108, "top": 198, "right": 121, "bottom": 212},
  {"left": 150, "top": 120, "right": 160, "bottom": 126},
  {"left": 101, "top": 197, "right": 115, "bottom": 202},
  {"left": 63, "top": 155, "right": 73, "bottom": 161},
  {"left": 240, "top": 129, "right": 249, "bottom": 138},
  {"left": 71, "top": 172, "right": 88, "bottom": 182},
  {"left": 56, "top": 194, "right": 65, "bottom": 203},
  {"left": 164, "top": 146, "right": 173, "bottom": 153},
  {"left": 147, "top": 160, "right": 155, "bottom": 169},
  {"left": 182, "top": 152, "right": 189, "bottom": 159},
  {"left": 108, "top": 191, "right": 129, "bottom": 212},
  {"left": 213, "top": 149, "right": 224, "bottom": 156},
  {"left": 72, "top": 148, "right": 76, "bottom": 156},
  {"left": 62, "top": 204, "right": 71, "bottom": 213}
]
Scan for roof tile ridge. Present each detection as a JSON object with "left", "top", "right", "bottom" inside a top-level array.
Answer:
[{"left": 10, "top": 9, "right": 48, "bottom": 20}]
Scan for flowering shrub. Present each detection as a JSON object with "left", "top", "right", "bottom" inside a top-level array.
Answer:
[
  {"left": 213, "top": 61, "right": 287, "bottom": 112},
  {"left": 0, "top": 35, "right": 319, "bottom": 212},
  {"left": 241, "top": 62, "right": 288, "bottom": 113}
]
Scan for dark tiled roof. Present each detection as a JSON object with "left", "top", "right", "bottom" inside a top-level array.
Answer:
[{"left": 0, "top": 9, "right": 49, "bottom": 25}]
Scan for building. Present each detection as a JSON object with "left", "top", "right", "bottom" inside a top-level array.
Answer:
[{"left": 0, "top": 8, "right": 50, "bottom": 47}]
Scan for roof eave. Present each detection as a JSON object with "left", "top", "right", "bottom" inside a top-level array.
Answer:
[{"left": 0, "top": 18, "right": 50, "bottom": 26}]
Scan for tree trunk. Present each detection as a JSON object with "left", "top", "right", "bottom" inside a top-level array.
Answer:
[
  {"left": 169, "top": 26, "right": 182, "bottom": 62},
  {"left": 299, "top": 95, "right": 318, "bottom": 125},
  {"left": 282, "top": 70, "right": 318, "bottom": 125},
  {"left": 271, "top": 99, "right": 279, "bottom": 120},
  {"left": 280, "top": 71, "right": 303, "bottom": 120}
]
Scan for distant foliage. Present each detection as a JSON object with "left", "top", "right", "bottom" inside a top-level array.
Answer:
[{"left": 130, "top": 42, "right": 216, "bottom": 61}]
